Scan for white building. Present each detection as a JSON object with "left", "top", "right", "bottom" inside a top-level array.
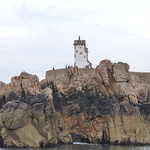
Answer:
[{"left": 74, "top": 36, "right": 92, "bottom": 68}]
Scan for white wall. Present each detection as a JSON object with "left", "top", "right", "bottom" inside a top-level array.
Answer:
[{"left": 74, "top": 45, "right": 89, "bottom": 68}]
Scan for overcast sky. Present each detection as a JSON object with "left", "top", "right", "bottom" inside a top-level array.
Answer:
[{"left": 0, "top": 0, "right": 150, "bottom": 83}]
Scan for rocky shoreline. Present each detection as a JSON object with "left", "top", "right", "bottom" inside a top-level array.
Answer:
[{"left": 0, "top": 59, "right": 150, "bottom": 147}]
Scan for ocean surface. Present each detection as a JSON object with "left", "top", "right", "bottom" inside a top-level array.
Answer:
[{"left": 0, "top": 143, "right": 150, "bottom": 150}]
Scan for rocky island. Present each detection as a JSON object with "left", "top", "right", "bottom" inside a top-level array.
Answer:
[{"left": 0, "top": 60, "right": 150, "bottom": 147}]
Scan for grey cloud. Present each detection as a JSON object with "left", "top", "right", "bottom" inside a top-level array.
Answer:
[
  {"left": 13, "top": 4, "right": 93, "bottom": 23},
  {"left": 57, "top": 9, "right": 93, "bottom": 22},
  {"left": 88, "top": 24, "right": 136, "bottom": 37},
  {"left": 13, "top": 4, "right": 58, "bottom": 20}
]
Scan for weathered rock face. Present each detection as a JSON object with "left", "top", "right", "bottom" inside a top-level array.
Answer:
[
  {"left": 0, "top": 60, "right": 150, "bottom": 147},
  {"left": 0, "top": 72, "right": 72, "bottom": 147},
  {"left": 45, "top": 60, "right": 150, "bottom": 145}
]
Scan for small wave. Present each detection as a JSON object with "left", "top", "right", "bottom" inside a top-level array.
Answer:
[{"left": 73, "top": 142, "right": 98, "bottom": 145}]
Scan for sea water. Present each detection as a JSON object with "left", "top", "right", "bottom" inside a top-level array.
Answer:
[{"left": 0, "top": 143, "right": 150, "bottom": 150}]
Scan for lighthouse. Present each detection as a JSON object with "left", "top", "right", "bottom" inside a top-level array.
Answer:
[{"left": 74, "top": 36, "right": 92, "bottom": 68}]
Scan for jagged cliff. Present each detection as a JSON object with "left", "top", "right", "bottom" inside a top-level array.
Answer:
[{"left": 0, "top": 60, "right": 150, "bottom": 147}]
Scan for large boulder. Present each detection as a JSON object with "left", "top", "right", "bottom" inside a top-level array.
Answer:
[
  {"left": 1, "top": 101, "right": 30, "bottom": 130},
  {"left": 5, "top": 72, "right": 40, "bottom": 102},
  {"left": 94, "top": 60, "right": 114, "bottom": 97},
  {"left": 94, "top": 61, "right": 138, "bottom": 103},
  {"left": 130, "top": 74, "right": 150, "bottom": 103},
  {"left": 98, "top": 60, "right": 113, "bottom": 86},
  {"left": 113, "top": 62, "right": 129, "bottom": 82}
]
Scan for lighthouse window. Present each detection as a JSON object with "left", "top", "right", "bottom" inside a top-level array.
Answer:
[
  {"left": 80, "top": 52, "right": 83, "bottom": 55},
  {"left": 76, "top": 50, "right": 78, "bottom": 53}
]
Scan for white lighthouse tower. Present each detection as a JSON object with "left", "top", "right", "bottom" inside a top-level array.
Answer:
[{"left": 74, "top": 36, "right": 92, "bottom": 68}]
